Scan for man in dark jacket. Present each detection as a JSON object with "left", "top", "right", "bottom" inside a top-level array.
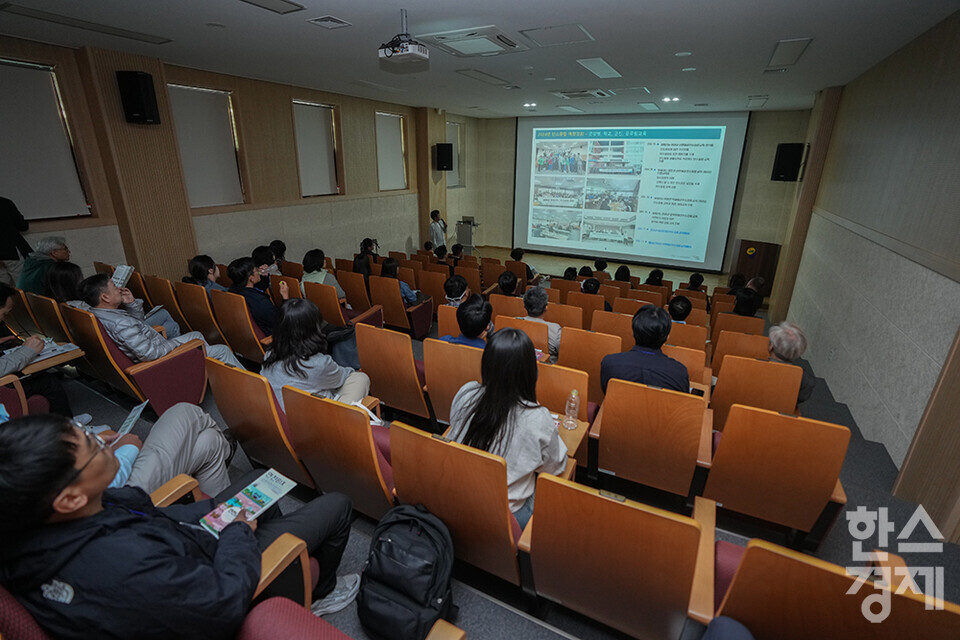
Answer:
[
  {"left": 0, "top": 196, "right": 31, "bottom": 287},
  {"left": 227, "top": 256, "right": 287, "bottom": 336},
  {"left": 600, "top": 305, "right": 689, "bottom": 394},
  {"left": 0, "top": 413, "right": 357, "bottom": 639}
]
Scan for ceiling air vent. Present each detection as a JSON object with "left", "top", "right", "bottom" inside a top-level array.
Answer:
[
  {"left": 551, "top": 88, "right": 614, "bottom": 100},
  {"left": 415, "top": 25, "right": 529, "bottom": 57}
]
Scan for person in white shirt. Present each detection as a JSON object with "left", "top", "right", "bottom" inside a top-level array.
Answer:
[
  {"left": 429, "top": 209, "right": 447, "bottom": 249},
  {"left": 447, "top": 328, "right": 567, "bottom": 528}
]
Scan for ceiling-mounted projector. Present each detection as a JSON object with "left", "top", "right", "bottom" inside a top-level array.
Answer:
[{"left": 379, "top": 9, "right": 429, "bottom": 63}]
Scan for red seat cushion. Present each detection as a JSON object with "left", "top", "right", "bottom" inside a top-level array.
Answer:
[
  {"left": 26, "top": 395, "right": 50, "bottom": 415},
  {"left": 712, "top": 430, "right": 723, "bottom": 457},
  {"left": 414, "top": 359, "right": 426, "bottom": 389},
  {"left": 587, "top": 401, "right": 599, "bottom": 425},
  {"left": 714, "top": 540, "right": 746, "bottom": 612},
  {"left": 237, "top": 597, "right": 349, "bottom": 640},
  {"left": 0, "top": 585, "right": 51, "bottom": 640},
  {"left": 371, "top": 424, "right": 394, "bottom": 494}
]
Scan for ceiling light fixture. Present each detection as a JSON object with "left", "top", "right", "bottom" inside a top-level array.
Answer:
[
  {"left": 674, "top": 51, "right": 692, "bottom": 57},
  {"left": 576, "top": 57, "right": 622, "bottom": 79},
  {"left": 523, "top": 102, "right": 537, "bottom": 107},
  {"left": 682, "top": 67, "right": 696, "bottom": 72},
  {"left": 239, "top": 0, "right": 305, "bottom": 15}
]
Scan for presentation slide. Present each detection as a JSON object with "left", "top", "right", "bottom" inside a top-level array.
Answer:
[{"left": 514, "top": 113, "right": 749, "bottom": 272}]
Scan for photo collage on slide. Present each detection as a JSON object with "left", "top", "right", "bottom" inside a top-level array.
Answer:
[{"left": 531, "top": 139, "right": 644, "bottom": 248}]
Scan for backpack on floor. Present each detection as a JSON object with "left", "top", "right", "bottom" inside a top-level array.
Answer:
[{"left": 357, "top": 504, "right": 457, "bottom": 640}]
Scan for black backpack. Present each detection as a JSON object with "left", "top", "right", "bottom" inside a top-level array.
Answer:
[{"left": 357, "top": 504, "right": 457, "bottom": 640}]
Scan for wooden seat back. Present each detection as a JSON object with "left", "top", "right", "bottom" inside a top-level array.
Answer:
[
  {"left": 557, "top": 327, "right": 622, "bottom": 403},
  {"left": 24, "top": 293, "right": 71, "bottom": 343},
  {"left": 598, "top": 380, "right": 706, "bottom": 494},
  {"left": 494, "top": 315, "right": 550, "bottom": 354},
  {"left": 662, "top": 344, "right": 709, "bottom": 386},
  {"left": 711, "top": 312, "right": 764, "bottom": 345},
  {"left": 437, "top": 304, "right": 460, "bottom": 339},
  {"left": 627, "top": 289, "right": 664, "bottom": 307},
  {"left": 541, "top": 302, "right": 583, "bottom": 329},
  {"left": 93, "top": 261, "right": 114, "bottom": 276},
  {"left": 418, "top": 271, "right": 447, "bottom": 314},
  {"left": 710, "top": 299, "right": 735, "bottom": 327},
  {"left": 334, "top": 258, "right": 354, "bottom": 274},
  {"left": 388, "top": 251, "right": 407, "bottom": 261},
  {"left": 673, "top": 294, "right": 707, "bottom": 310},
  {"left": 60, "top": 304, "right": 142, "bottom": 400},
  {"left": 591, "top": 310, "right": 634, "bottom": 352},
  {"left": 283, "top": 389, "right": 393, "bottom": 519},
  {"left": 635, "top": 283, "right": 669, "bottom": 301},
  {"left": 711, "top": 356, "right": 802, "bottom": 429},
  {"left": 536, "top": 362, "right": 588, "bottom": 421},
  {"left": 545, "top": 287, "right": 560, "bottom": 304},
  {"left": 356, "top": 324, "right": 430, "bottom": 418},
  {"left": 8, "top": 288, "right": 40, "bottom": 335},
  {"left": 174, "top": 281, "right": 229, "bottom": 346},
  {"left": 505, "top": 260, "right": 528, "bottom": 291},
  {"left": 593, "top": 270, "right": 611, "bottom": 281},
  {"left": 565, "top": 291, "right": 605, "bottom": 330},
  {"left": 397, "top": 267, "right": 417, "bottom": 291},
  {"left": 667, "top": 322, "right": 708, "bottom": 351},
  {"left": 550, "top": 279, "right": 581, "bottom": 304},
  {"left": 458, "top": 255, "right": 479, "bottom": 265},
  {"left": 338, "top": 271, "right": 371, "bottom": 312},
  {"left": 685, "top": 308, "right": 708, "bottom": 326},
  {"left": 480, "top": 257, "right": 501, "bottom": 265},
  {"left": 269, "top": 274, "right": 302, "bottom": 306},
  {"left": 612, "top": 297, "right": 643, "bottom": 316},
  {"left": 423, "top": 338, "right": 483, "bottom": 423},
  {"left": 661, "top": 279, "right": 674, "bottom": 293},
  {"left": 204, "top": 358, "right": 314, "bottom": 487},
  {"left": 717, "top": 539, "right": 960, "bottom": 639},
  {"left": 215, "top": 264, "right": 231, "bottom": 288},
  {"left": 369, "top": 276, "right": 410, "bottom": 330},
  {"left": 489, "top": 293, "right": 525, "bottom": 320},
  {"left": 676, "top": 285, "right": 707, "bottom": 299},
  {"left": 399, "top": 259, "right": 423, "bottom": 287},
  {"left": 712, "top": 293, "right": 735, "bottom": 306},
  {"left": 713, "top": 331, "right": 770, "bottom": 374},
  {"left": 143, "top": 275, "right": 191, "bottom": 334},
  {"left": 279, "top": 261, "right": 304, "bottom": 279},
  {"left": 606, "top": 280, "right": 631, "bottom": 297},
  {"left": 390, "top": 422, "right": 520, "bottom": 584},
  {"left": 598, "top": 284, "right": 621, "bottom": 307},
  {"left": 454, "top": 265, "right": 482, "bottom": 295},
  {"left": 481, "top": 262, "right": 506, "bottom": 289},
  {"left": 423, "top": 263, "right": 449, "bottom": 275},
  {"left": 126, "top": 271, "right": 153, "bottom": 308},
  {"left": 529, "top": 475, "right": 704, "bottom": 639},
  {"left": 209, "top": 290, "right": 266, "bottom": 363},
  {"left": 705, "top": 404, "right": 849, "bottom": 531},
  {"left": 302, "top": 281, "right": 347, "bottom": 326}
]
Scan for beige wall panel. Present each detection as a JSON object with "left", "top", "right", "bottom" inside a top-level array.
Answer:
[
  {"left": 476, "top": 118, "right": 517, "bottom": 248},
  {"left": 816, "top": 14, "right": 960, "bottom": 281},
  {"left": 445, "top": 114, "right": 482, "bottom": 243}
]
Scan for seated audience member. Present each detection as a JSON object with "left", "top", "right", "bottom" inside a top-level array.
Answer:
[
  {"left": 0, "top": 283, "right": 72, "bottom": 416},
  {"left": 16, "top": 236, "right": 71, "bottom": 295},
  {"left": 563, "top": 267, "right": 578, "bottom": 281},
  {"left": 578, "top": 265, "right": 594, "bottom": 278},
  {"left": 614, "top": 265, "right": 631, "bottom": 283},
  {"left": 440, "top": 294, "right": 492, "bottom": 349},
  {"left": 422, "top": 241, "right": 434, "bottom": 253},
  {"left": 498, "top": 269, "right": 519, "bottom": 296},
  {"left": 185, "top": 255, "right": 228, "bottom": 295},
  {"left": 0, "top": 414, "right": 359, "bottom": 638},
  {"left": 104, "top": 402, "right": 233, "bottom": 495},
  {"left": 82, "top": 274, "right": 244, "bottom": 367},
  {"left": 353, "top": 238, "right": 379, "bottom": 280},
  {"left": 450, "top": 243, "right": 465, "bottom": 266},
  {"left": 644, "top": 268, "right": 664, "bottom": 287},
  {"left": 251, "top": 245, "right": 277, "bottom": 292},
  {"left": 301, "top": 249, "right": 345, "bottom": 300},
  {"left": 262, "top": 299, "right": 369, "bottom": 410},
  {"left": 668, "top": 295, "right": 692, "bottom": 323},
  {"left": 443, "top": 275, "right": 469, "bottom": 307},
  {"left": 228, "top": 257, "right": 287, "bottom": 336},
  {"left": 269, "top": 239, "right": 287, "bottom": 265},
  {"left": 600, "top": 305, "right": 689, "bottom": 394},
  {"left": 594, "top": 258, "right": 609, "bottom": 275},
  {"left": 687, "top": 272, "right": 705, "bottom": 291},
  {"left": 448, "top": 328, "right": 567, "bottom": 528},
  {"left": 768, "top": 322, "right": 816, "bottom": 404},
  {"left": 434, "top": 245, "right": 454, "bottom": 275},
  {"left": 581, "top": 277, "right": 612, "bottom": 311},
  {"left": 727, "top": 273, "right": 747, "bottom": 296},
  {"left": 733, "top": 287, "right": 762, "bottom": 317},
  {"left": 520, "top": 287, "right": 561, "bottom": 360},
  {"left": 510, "top": 247, "right": 540, "bottom": 284},
  {"left": 380, "top": 258, "right": 419, "bottom": 306},
  {"left": 48, "top": 262, "right": 181, "bottom": 339}
]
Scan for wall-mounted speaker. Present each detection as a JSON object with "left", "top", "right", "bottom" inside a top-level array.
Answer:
[
  {"left": 116, "top": 71, "right": 161, "bottom": 124},
  {"left": 434, "top": 143, "right": 453, "bottom": 171},
  {"left": 771, "top": 142, "right": 804, "bottom": 181}
]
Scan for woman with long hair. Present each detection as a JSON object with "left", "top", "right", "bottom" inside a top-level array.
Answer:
[
  {"left": 261, "top": 299, "right": 369, "bottom": 409},
  {"left": 644, "top": 268, "right": 664, "bottom": 286},
  {"left": 184, "top": 255, "right": 227, "bottom": 294},
  {"left": 447, "top": 328, "right": 567, "bottom": 528}
]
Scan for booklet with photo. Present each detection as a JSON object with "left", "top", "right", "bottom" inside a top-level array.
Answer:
[
  {"left": 112, "top": 264, "right": 134, "bottom": 289},
  {"left": 110, "top": 400, "right": 149, "bottom": 442},
  {"left": 199, "top": 469, "right": 296, "bottom": 538},
  {"left": 144, "top": 304, "right": 165, "bottom": 320}
]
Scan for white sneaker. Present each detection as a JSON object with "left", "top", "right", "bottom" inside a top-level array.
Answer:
[
  {"left": 310, "top": 574, "right": 361, "bottom": 616},
  {"left": 72, "top": 413, "right": 93, "bottom": 427}
]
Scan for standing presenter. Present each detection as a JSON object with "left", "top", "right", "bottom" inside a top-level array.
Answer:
[{"left": 429, "top": 209, "right": 447, "bottom": 250}]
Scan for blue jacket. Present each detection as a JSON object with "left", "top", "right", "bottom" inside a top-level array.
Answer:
[
  {"left": 0, "top": 487, "right": 260, "bottom": 640},
  {"left": 600, "top": 346, "right": 689, "bottom": 394}
]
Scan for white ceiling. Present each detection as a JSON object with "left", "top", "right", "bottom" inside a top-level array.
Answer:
[{"left": 1, "top": 0, "right": 958, "bottom": 118}]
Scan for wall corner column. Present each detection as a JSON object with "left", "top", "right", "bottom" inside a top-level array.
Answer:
[{"left": 415, "top": 108, "right": 447, "bottom": 246}]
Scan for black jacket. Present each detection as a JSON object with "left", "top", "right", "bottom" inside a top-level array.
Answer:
[
  {"left": 0, "top": 197, "right": 31, "bottom": 260},
  {"left": 600, "top": 346, "right": 690, "bottom": 395},
  {"left": 0, "top": 487, "right": 260, "bottom": 640},
  {"left": 231, "top": 286, "right": 277, "bottom": 336}
]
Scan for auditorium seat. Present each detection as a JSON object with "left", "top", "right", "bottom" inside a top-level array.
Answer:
[
  {"left": 399, "top": 259, "right": 424, "bottom": 288},
  {"left": 368, "top": 276, "right": 433, "bottom": 340},
  {"left": 540, "top": 301, "right": 583, "bottom": 329},
  {"left": 557, "top": 327, "right": 621, "bottom": 404},
  {"left": 436, "top": 303, "right": 459, "bottom": 339},
  {"left": 612, "top": 297, "right": 643, "bottom": 315},
  {"left": 519, "top": 476, "right": 715, "bottom": 638},
  {"left": 712, "top": 331, "right": 770, "bottom": 374},
  {"left": 677, "top": 285, "right": 708, "bottom": 299},
  {"left": 388, "top": 250, "right": 406, "bottom": 261},
  {"left": 283, "top": 389, "right": 394, "bottom": 520},
  {"left": 711, "top": 313, "right": 763, "bottom": 345},
  {"left": 269, "top": 274, "right": 302, "bottom": 306},
  {"left": 334, "top": 258, "right": 354, "bottom": 275},
  {"left": 302, "top": 281, "right": 382, "bottom": 329},
  {"left": 143, "top": 275, "right": 191, "bottom": 334},
  {"left": 536, "top": 362, "right": 589, "bottom": 421},
  {"left": 684, "top": 307, "right": 709, "bottom": 326},
  {"left": 209, "top": 290, "right": 270, "bottom": 364},
  {"left": 24, "top": 292, "right": 71, "bottom": 343},
  {"left": 174, "top": 281, "right": 231, "bottom": 347},
  {"left": 489, "top": 293, "right": 526, "bottom": 320},
  {"left": 422, "top": 337, "right": 483, "bottom": 423},
  {"left": 667, "top": 322, "right": 709, "bottom": 352},
  {"left": 418, "top": 270, "right": 448, "bottom": 316},
  {"left": 627, "top": 289, "right": 665, "bottom": 307},
  {"left": 338, "top": 271, "right": 372, "bottom": 312},
  {"left": 703, "top": 404, "right": 849, "bottom": 537},
  {"left": 565, "top": 291, "right": 605, "bottom": 331},
  {"left": 544, "top": 287, "right": 560, "bottom": 303},
  {"left": 662, "top": 343, "right": 713, "bottom": 390},
  {"left": 505, "top": 260, "right": 528, "bottom": 292},
  {"left": 7, "top": 288, "right": 40, "bottom": 335},
  {"left": 356, "top": 323, "right": 432, "bottom": 419},
  {"left": 397, "top": 266, "right": 417, "bottom": 292},
  {"left": 0, "top": 374, "right": 48, "bottom": 418},
  {"left": 590, "top": 310, "right": 633, "bottom": 352},
  {"left": 125, "top": 270, "right": 154, "bottom": 309},
  {"left": 598, "top": 284, "right": 621, "bottom": 308},
  {"left": 711, "top": 356, "right": 802, "bottom": 430},
  {"left": 710, "top": 299, "right": 736, "bottom": 329},
  {"left": 93, "top": 261, "right": 114, "bottom": 276},
  {"left": 454, "top": 264, "right": 482, "bottom": 295},
  {"left": 589, "top": 379, "right": 711, "bottom": 496},
  {"left": 279, "top": 260, "right": 304, "bottom": 279},
  {"left": 494, "top": 315, "right": 550, "bottom": 354},
  {"left": 205, "top": 357, "right": 315, "bottom": 488},
  {"left": 215, "top": 264, "right": 232, "bottom": 288},
  {"left": 549, "top": 279, "right": 580, "bottom": 304}
]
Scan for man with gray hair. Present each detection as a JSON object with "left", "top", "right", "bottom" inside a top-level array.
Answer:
[
  {"left": 768, "top": 321, "right": 815, "bottom": 404},
  {"left": 520, "top": 286, "right": 561, "bottom": 361},
  {"left": 16, "top": 236, "right": 70, "bottom": 295}
]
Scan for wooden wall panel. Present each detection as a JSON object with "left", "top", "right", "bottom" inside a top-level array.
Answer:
[
  {"left": 815, "top": 13, "right": 960, "bottom": 282},
  {"left": 415, "top": 108, "right": 447, "bottom": 246},
  {"left": 80, "top": 47, "right": 197, "bottom": 280}
]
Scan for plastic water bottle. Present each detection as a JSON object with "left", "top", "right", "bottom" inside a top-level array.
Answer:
[{"left": 562, "top": 389, "right": 580, "bottom": 430}]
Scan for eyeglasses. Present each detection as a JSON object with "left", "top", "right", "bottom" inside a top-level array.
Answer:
[{"left": 53, "top": 429, "right": 107, "bottom": 496}]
